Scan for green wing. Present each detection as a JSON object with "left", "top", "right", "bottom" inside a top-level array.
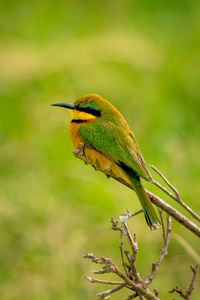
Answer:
[{"left": 78, "top": 120, "right": 150, "bottom": 180}]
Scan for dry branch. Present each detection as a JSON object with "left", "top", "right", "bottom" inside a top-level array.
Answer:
[
  {"left": 147, "top": 191, "right": 200, "bottom": 238},
  {"left": 145, "top": 214, "right": 171, "bottom": 285},
  {"left": 74, "top": 143, "right": 200, "bottom": 298},
  {"left": 73, "top": 143, "right": 200, "bottom": 237},
  {"left": 150, "top": 165, "right": 200, "bottom": 223},
  {"left": 84, "top": 212, "right": 174, "bottom": 300},
  {"left": 84, "top": 216, "right": 199, "bottom": 299},
  {"left": 169, "top": 264, "right": 199, "bottom": 299}
]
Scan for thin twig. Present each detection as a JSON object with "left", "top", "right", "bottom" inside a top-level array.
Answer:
[
  {"left": 84, "top": 215, "right": 199, "bottom": 299},
  {"left": 97, "top": 282, "right": 126, "bottom": 300},
  {"left": 150, "top": 165, "right": 200, "bottom": 223},
  {"left": 127, "top": 293, "right": 138, "bottom": 299},
  {"left": 120, "top": 231, "right": 129, "bottom": 277},
  {"left": 150, "top": 165, "right": 179, "bottom": 201},
  {"left": 78, "top": 142, "right": 199, "bottom": 298},
  {"left": 127, "top": 208, "right": 144, "bottom": 219},
  {"left": 153, "top": 289, "right": 159, "bottom": 297},
  {"left": 84, "top": 220, "right": 162, "bottom": 300},
  {"left": 157, "top": 208, "right": 166, "bottom": 241},
  {"left": 73, "top": 143, "right": 200, "bottom": 237},
  {"left": 83, "top": 253, "right": 104, "bottom": 264},
  {"left": 169, "top": 264, "right": 199, "bottom": 299},
  {"left": 100, "top": 257, "right": 159, "bottom": 300},
  {"left": 146, "top": 214, "right": 172, "bottom": 285},
  {"left": 186, "top": 264, "right": 199, "bottom": 298},
  {"left": 122, "top": 222, "right": 141, "bottom": 283},
  {"left": 86, "top": 276, "right": 123, "bottom": 285}
]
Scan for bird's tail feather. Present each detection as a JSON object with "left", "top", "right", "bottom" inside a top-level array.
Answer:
[
  {"left": 118, "top": 161, "right": 160, "bottom": 229},
  {"left": 134, "top": 182, "right": 160, "bottom": 230}
]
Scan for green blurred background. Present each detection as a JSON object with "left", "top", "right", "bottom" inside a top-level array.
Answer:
[{"left": 0, "top": 1, "right": 200, "bottom": 299}]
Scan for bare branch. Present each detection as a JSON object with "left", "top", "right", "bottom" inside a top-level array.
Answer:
[
  {"left": 86, "top": 276, "right": 123, "bottom": 285},
  {"left": 126, "top": 293, "right": 138, "bottom": 299},
  {"left": 122, "top": 222, "right": 141, "bottom": 283},
  {"left": 169, "top": 264, "right": 199, "bottom": 299},
  {"left": 83, "top": 253, "right": 104, "bottom": 264},
  {"left": 84, "top": 218, "right": 164, "bottom": 300},
  {"left": 73, "top": 143, "right": 200, "bottom": 237},
  {"left": 127, "top": 208, "right": 144, "bottom": 219},
  {"left": 84, "top": 215, "right": 199, "bottom": 300},
  {"left": 147, "top": 190, "right": 200, "bottom": 238},
  {"left": 99, "top": 257, "right": 159, "bottom": 300},
  {"left": 111, "top": 218, "right": 123, "bottom": 232},
  {"left": 157, "top": 208, "right": 166, "bottom": 241},
  {"left": 97, "top": 283, "right": 126, "bottom": 300},
  {"left": 169, "top": 286, "right": 186, "bottom": 298},
  {"left": 153, "top": 289, "right": 159, "bottom": 297},
  {"left": 186, "top": 264, "right": 199, "bottom": 298},
  {"left": 120, "top": 229, "right": 129, "bottom": 277},
  {"left": 77, "top": 143, "right": 199, "bottom": 299},
  {"left": 146, "top": 215, "right": 171, "bottom": 285},
  {"left": 111, "top": 217, "right": 130, "bottom": 277},
  {"left": 150, "top": 165, "right": 200, "bottom": 223},
  {"left": 150, "top": 165, "right": 180, "bottom": 200}
]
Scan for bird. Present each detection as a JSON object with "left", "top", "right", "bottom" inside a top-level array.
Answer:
[{"left": 52, "top": 94, "right": 160, "bottom": 229}]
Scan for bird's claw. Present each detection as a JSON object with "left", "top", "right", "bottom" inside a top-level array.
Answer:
[{"left": 73, "top": 142, "right": 85, "bottom": 156}]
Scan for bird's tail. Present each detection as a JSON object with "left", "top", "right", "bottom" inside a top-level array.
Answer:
[
  {"left": 134, "top": 180, "right": 160, "bottom": 230},
  {"left": 118, "top": 162, "right": 160, "bottom": 229}
]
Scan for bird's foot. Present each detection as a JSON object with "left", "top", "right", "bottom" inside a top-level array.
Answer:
[
  {"left": 73, "top": 142, "right": 84, "bottom": 156},
  {"left": 73, "top": 143, "right": 87, "bottom": 163}
]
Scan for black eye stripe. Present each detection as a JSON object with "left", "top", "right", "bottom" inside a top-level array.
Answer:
[{"left": 76, "top": 106, "right": 101, "bottom": 117}]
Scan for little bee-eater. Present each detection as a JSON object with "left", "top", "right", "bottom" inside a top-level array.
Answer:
[{"left": 52, "top": 94, "right": 160, "bottom": 229}]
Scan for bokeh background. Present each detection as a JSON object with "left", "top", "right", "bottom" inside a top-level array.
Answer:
[{"left": 0, "top": 1, "right": 200, "bottom": 299}]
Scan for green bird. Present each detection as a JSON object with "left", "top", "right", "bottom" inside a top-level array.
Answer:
[{"left": 52, "top": 94, "right": 160, "bottom": 229}]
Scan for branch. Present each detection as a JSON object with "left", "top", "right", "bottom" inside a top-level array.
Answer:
[
  {"left": 146, "top": 214, "right": 171, "bottom": 285},
  {"left": 147, "top": 190, "right": 200, "bottom": 238},
  {"left": 84, "top": 213, "right": 174, "bottom": 300},
  {"left": 97, "top": 282, "right": 126, "bottom": 300},
  {"left": 73, "top": 143, "right": 200, "bottom": 238},
  {"left": 76, "top": 144, "right": 200, "bottom": 298},
  {"left": 169, "top": 264, "right": 199, "bottom": 299},
  {"left": 84, "top": 253, "right": 160, "bottom": 300},
  {"left": 111, "top": 218, "right": 129, "bottom": 277},
  {"left": 86, "top": 276, "right": 123, "bottom": 285},
  {"left": 150, "top": 165, "right": 200, "bottom": 223},
  {"left": 83, "top": 213, "right": 200, "bottom": 299}
]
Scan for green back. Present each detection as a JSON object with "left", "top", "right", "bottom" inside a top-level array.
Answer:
[{"left": 78, "top": 119, "right": 150, "bottom": 180}]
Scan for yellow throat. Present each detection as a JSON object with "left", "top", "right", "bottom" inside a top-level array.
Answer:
[{"left": 70, "top": 109, "right": 96, "bottom": 122}]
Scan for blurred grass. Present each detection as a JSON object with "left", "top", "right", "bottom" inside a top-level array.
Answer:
[{"left": 0, "top": 1, "right": 200, "bottom": 299}]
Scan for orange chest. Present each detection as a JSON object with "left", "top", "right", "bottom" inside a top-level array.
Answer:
[
  {"left": 68, "top": 122, "right": 82, "bottom": 149},
  {"left": 68, "top": 122, "right": 132, "bottom": 188}
]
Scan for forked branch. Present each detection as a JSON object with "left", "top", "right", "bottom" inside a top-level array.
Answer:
[
  {"left": 75, "top": 143, "right": 199, "bottom": 298},
  {"left": 150, "top": 165, "right": 200, "bottom": 223},
  {"left": 169, "top": 264, "right": 199, "bottom": 299},
  {"left": 73, "top": 142, "right": 200, "bottom": 237},
  {"left": 84, "top": 212, "right": 174, "bottom": 300}
]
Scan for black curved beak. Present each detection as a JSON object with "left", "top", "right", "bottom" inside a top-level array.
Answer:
[{"left": 51, "top": 103, "right": 76, "bottom": 110}]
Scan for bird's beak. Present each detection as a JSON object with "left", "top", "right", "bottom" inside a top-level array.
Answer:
[{"left": 51, "top": 103, "right": 76, "bottom": 110}]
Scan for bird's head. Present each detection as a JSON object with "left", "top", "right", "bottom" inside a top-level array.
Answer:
[{"left": 52, "top": 94, "right": 123, "bottom": 124}]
